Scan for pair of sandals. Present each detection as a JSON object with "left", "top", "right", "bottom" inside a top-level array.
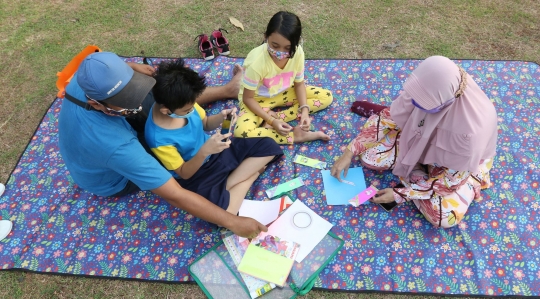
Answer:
[{"left": 195, "top": 28, "right": 230, "bottom": 61}]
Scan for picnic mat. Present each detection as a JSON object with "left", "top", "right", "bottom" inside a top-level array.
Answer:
[{"left": 1, "top": 56, "right": 539, "bottom": 297}]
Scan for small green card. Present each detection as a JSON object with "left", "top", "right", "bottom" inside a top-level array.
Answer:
[
  {"left": 265, "top": 177, "right": 304, "bottom": 198},
  {"left": 237, "top": 244, "right": 294, "bottom": 287},
  {"left": 293, "top": 154, "right": 327, "bottom": 169}
]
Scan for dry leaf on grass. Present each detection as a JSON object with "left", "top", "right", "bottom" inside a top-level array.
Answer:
[
  {"left": 229, "top": 17, "right": 244, "bottom": 31},
  {"left": 383, "top": 41, "right": 401, "bottom": 52}
]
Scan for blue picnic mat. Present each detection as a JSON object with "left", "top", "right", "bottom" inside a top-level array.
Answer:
[{"left": 0, "top": 56, "right": 539, "bottom": 297}]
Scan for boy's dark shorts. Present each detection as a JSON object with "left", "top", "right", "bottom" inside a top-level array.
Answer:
[{"left": 175, "top": 137, "right": 283, "bottom": 209}]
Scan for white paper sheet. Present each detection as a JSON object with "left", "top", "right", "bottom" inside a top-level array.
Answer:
[
  {"left": 238, "top": 199, "right": 281, "bottom": 225},
  {"left": 259, "top": 200, "right": 333, "bottom": 263}
]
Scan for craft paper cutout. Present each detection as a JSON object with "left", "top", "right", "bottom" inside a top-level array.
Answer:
[
  {"left": 278, "top": 195, "right": 294, "bottom": 213},
  {"left": 251, "top": 235, "right": 300, "bottom": 261},
  {"left": 293, "top": 154, "right": 327, "bottom": 169},
  {"left": 349, "top": 185, "right": 378, "bottom": 207}
]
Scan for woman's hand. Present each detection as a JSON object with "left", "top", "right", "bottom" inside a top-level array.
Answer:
[
  {"left": 330, "top": 149, "right": 354, "bottom": 181},
  {"left": 272, "top": 119, "right": 293, "bottom": 136},
  {"left": 370, "top": 188, "right": 395, "bottom": 203},
  {"left": 299, "top": 109, "right": 311, "bottom": 131}
]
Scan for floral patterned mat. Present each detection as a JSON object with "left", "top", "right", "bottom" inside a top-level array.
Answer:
[{"left": 0, "top": 56, "right": 539, "bottom": 296}]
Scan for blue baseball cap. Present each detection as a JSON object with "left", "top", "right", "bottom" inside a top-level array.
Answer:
[{"left": 77, "top": 52, "right": 155, "bottom": 109}]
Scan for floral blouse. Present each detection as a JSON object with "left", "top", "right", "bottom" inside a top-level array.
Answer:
[{"left": 346, "top": 108, "right": 478, "bottom": 203}]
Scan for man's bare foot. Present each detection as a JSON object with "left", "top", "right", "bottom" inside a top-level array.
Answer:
[
  {"left": 262, "top": 111, "right": 279, "bottom": 128},
  {"left": 293, "top": 126, "right": 330, "bottom": 143},
  {"left": 232, "top": 64, "right": 242, "bottom": 76},
  {"left": 225, "top": 64, "right": 243, "bottom": 98}
]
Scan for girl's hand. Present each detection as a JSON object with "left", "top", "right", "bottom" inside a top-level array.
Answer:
[
  {"left": 272, "top": 119, "right": 293, "bottom": 136},
  {"left": 330, "top": 150, "right": 353, "bottom": 181},
  {"left": 371, "top": 188, "right": 395, "bottom": 203},
  {"left": 200, "top": 133, "right": 231, "bottom": 156},
  {"left": 299, "top": 109, "right": 311, "bottom": 131}
]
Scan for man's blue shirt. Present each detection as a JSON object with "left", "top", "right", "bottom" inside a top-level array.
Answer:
[{"left": 58, "top": 78, "right": 171, "bottom": 196}]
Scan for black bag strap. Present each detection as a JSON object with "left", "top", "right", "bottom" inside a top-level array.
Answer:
[{"left": 64, "top": 92, "right": 95, "bottom": 111}]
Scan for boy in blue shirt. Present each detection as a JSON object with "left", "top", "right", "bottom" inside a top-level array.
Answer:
[{"left": 145, "top": 60, "right": 283, "bottom": 214}]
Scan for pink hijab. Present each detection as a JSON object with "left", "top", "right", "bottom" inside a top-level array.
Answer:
[{"left": 390, "top": 56, "right": 498, "bottom": 178}]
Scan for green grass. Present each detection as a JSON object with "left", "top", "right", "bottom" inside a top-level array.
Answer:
[{"left": 0, "top": 0, "right": 539, "bottom": 298}]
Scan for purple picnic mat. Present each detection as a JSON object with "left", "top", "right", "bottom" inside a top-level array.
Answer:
[{"left": 0, "top": 56, "right": 539, "bottom": 297}]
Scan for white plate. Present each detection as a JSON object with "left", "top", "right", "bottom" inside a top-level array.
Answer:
[{"left": 0, "top": 220, "right": 12, "bottom": 241}]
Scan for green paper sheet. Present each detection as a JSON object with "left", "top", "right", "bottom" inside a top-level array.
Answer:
[{"left": 237, "top": 244, "right": 294, "bottom": 287}]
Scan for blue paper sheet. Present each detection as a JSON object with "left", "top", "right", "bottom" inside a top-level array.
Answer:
[{"left": 321, "top": 168, "right": 367, "bottom": 205}]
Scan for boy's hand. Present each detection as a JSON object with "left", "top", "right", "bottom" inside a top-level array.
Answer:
[
  {"left": 200, "top": 133, "right": 231, "bottom": 156},
  {"left": 272, "top": 119, "right": 293, "bottom": 136},
  {"left": 228, "top": 216, "right": 268, "bottom": 239},
  {"left": 220, "top": 107, "right": 237, "bottom": 119}
]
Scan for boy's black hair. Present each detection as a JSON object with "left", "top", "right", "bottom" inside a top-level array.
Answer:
[
  {"left": 152, "top": 59, "right": 207, "bottom": 112},
  {"left": 264, "top": 11, "right": 302, "bottom": 58}
]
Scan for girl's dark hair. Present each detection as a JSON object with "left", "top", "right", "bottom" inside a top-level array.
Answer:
[
  {"left": 152, "top": 59, "right": 206, "bottom": 112},
  {"left": 264, "top": 11, "right": 302, "bottom": 58}
]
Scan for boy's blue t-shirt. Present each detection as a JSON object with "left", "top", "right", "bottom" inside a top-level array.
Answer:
[
  {"left": 144, "top": 104, "right": 210, "bottom": 178},
  {"left": 58, "top": 78, "right": 171, "bottom": 196}
]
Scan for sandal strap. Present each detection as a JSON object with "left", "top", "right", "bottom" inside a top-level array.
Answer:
[{"left": 193, "top": 34, "right": 207, "bottom": 41}]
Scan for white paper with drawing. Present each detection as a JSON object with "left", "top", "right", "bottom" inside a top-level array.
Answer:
[{"left": 259, "top": 200, "right": 333, "bottom": 263}]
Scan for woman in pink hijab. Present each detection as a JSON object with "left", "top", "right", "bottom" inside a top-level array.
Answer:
[{"left": 331, "top": 56, "right": 497, "bottom": 228}]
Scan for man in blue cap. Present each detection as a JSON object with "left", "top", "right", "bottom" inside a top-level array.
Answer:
[{"left": 58, "top": 52, "right": 265, "bottom": 238}]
